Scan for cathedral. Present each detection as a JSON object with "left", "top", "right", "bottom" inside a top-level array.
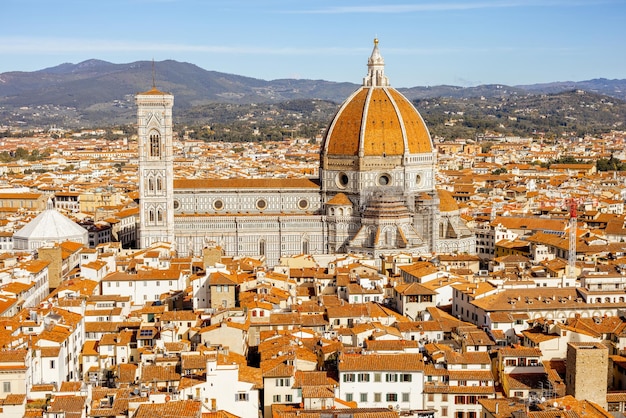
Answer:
[{"left": 136, "top": 40, "right": 475, "bottom": 266}]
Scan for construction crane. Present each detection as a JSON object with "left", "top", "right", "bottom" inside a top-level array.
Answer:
[{"left": 566, "top": 198, "right": 577, "bottom": 281}]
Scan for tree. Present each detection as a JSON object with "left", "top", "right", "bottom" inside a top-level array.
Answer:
[
  {"left": 597, "top": 154, "right": 625, "bottom": 171},
  {"left": 14, "top": 147, "right": 29, "bottom": 160}
]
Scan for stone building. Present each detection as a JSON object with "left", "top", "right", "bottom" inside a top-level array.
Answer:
[
  {"left": 137, "top": 40, "right": 475, "bottom": 266},
  {"left": 566, "top": 342, "right": 608, "bottom": 408}
]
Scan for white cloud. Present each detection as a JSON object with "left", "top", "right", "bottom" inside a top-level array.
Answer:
[
  {"left": 0, "top": 37, "right": 577, "bottom": 59},
  {"left": 0, "top": 37, "right": 364, "bottom": 56},
  {"left": 292, "top": 0, "right": 608, "bottom": 14}
]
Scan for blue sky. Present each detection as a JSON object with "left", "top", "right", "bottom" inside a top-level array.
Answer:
[{"left": 1, "top": 0, "right": 625, "bottom": 87}]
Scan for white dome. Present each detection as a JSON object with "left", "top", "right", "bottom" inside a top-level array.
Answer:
[{"left": 14, "top": 206, "right": 88, "bottom": 251}]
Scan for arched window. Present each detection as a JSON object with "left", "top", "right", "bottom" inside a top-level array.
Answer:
[
  {"left": 439, "top": 222, "right": 445, "bottom": 238},
  {"left": 149, "top": 209, "right": 155, "bottom": 223},
  {"left": 149, "top": 132, "right": 161, "bottom": 157},
  {"left": 385, "top": 229, "right": 393, "bottom": 246},
  {"left": 259, "top": 240, "right": 266, "bottom": 256},
  {"left": 157, "top": 209, "right": 163, "bottom": 223},
  {"left": 302, "top": 240, "right": 309, "bottom": 255},
  {"left": 156, "top": 177, "right": 163, "bottom": 191}
]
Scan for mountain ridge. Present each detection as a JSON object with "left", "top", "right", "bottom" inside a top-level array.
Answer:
[{"left": 0, "top": 59, "right": 625, "bottom": 128}]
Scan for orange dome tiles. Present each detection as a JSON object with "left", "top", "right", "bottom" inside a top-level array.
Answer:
[
  {"left": 362, "top": 88, "right": 404, "bottom": 156},
  {"left": 388, "top": 89, "right": 432, "bottom": 154},
  {"left": 324, "top": 87, "right": 433, "bottom": 158},
  {"left": 325, "top": 88, "right": 368, "bottom": 156}
]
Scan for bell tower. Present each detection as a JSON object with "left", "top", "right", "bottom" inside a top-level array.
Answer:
[{"left": 136, "top": 84, "right": 174, "bottom": 249}]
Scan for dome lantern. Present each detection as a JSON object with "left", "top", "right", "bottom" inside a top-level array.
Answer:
[{"left": 363, "top": 38, "right": 389, "bottom": 87}]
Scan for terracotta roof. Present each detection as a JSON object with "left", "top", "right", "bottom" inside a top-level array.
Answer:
[
  {"left": 137, "top": 86, "right": 171, "bottom": 96},
  {"left": 443, "top": 351, "right": 491, "bottom": 365},
  {"left": 293, "top": 370, "right": 337, "bottom": 388},
  {"left": 59, "top": 381, "right": 82, "bottom": 392},
  {"left": 202, "top": 411, "right": 241, "bottom": 418},
  {"left": 262, "top": 361, "right": 294, "bottom": 378},
  {"left": 339, "top": 353, "right": 424, "bottom": 371},
  {"left": 438, "top": 189, "right": 459, "bottom": 212},
  {"left": 364, "top": 339, "right": 419, "bottom": 352},
  {"left": 491, "top": 215, "right": 567, "bottom": 232},
  {"left": 273, "top": 407, "right": 398, "bottom": 418},
  {"left": 395, "top": 321, "right": 444, "bottom": 333},
  {"left": 607, "top": 391, "right": 626, "bottom": 402},
  {"left": 48, "top": 395, "right": 87, "bottom": 418},
  {"left": 1, "top": 393, "right": 26, "bottom": 405},
  {"left": 326, "top": 193, "right": 352, "bottom": 206},
  {"left": 301, "top": 386, "right": 335, "bottom": 398},
  {"left": 182, "top": 353, "right": 210, "bottom": 371},
  {"left": 447, "top": 369, "right": 495, "bottom": 381},
  {"left": 133, "top": 400, "right": 202, "bottom": 418},
  {"left": 472, "top": 288, "right": 599, "bottom": 312},
  {"left": 117, "top": 363, "right": 138, "bottom": 383},
  {"left": 503, "top": 373, "right": 544, "bottom": 390},
  {"left": 81, "top": 340, "right": 99, "bottom": 356},
  {"left": 522, "top": 328, "right": 560, "bottom": 344},
  {"left": 160, "top": 310, "right": 199, "bottom": 322},
  {"left": 395, "top": 282, "right": 437, "bottom": 296},
  {"left": 140, "top": 364, "right": 180, "bottom": 382},
  {"left": 0, "top": 349, "right": 28, "bottom": 363}
]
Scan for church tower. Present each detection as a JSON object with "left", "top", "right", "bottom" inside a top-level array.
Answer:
[{"left": 136, "top": 85, "right": 175, "bottom": 249}]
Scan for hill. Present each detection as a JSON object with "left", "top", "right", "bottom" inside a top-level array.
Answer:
[
  {"left": 0, "top": 59, "right": 624, "bottom": 132},
  {"left": 415, "top": 90, "right": 626, "bottom": 140},
  {"left": 145, "top": 90, "right": 626, "bottom": 144},
  {"left": 0, "top": 60, "right": 357, "bottom": 127},
  {"left": 516, "top": 78, "right": 626, "bottom": 100}
]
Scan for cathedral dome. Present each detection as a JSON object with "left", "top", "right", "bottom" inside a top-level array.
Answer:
[{"left": 321, "top": 39, "right": 433, "bottom": 163}]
